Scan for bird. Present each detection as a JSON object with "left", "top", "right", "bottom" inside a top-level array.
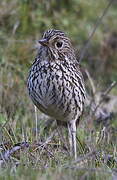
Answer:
[{"left": 27, "top": 29, "right": 86, "bottom": 159}]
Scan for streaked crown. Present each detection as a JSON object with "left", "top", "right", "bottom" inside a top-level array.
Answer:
[{"left": 38, "top": 29, "right": 76, "bottom": 61}]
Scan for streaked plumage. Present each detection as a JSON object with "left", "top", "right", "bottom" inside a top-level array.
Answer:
[{"left": 27, "top": 29, "right": 86, "bottom": 159}]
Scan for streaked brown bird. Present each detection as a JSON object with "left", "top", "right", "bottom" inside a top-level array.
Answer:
[{"left": 27, "top": 29, "right": 86, "bottom": 159}]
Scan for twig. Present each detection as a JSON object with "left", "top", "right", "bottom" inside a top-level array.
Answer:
[
  {"left": 34, "top": 130, "right": 57, "bottom": 154},
  {"left": 73, "top": 150, "right": 97, "bottom": 164},
  {"left": 79, "top": 0, "right": 114, "bottom": 63},
  {"left": 0, "top": 142, "right": 29, "bottom": 166},
  {"left": 102, "top": 81, "right": 117, "bottom": 97},
  {"left": 63, "top": 151, "right": 98, "bottom": 168},
  {"left": 40, "top": 130, "right": 57, "bottom": 148},
  {"left": 0, "top": 119, "right": 10, "bottom": 131},
  {"left": 94, "top": 81, "right": 117, "bottom": 113},
  {"left": 85, "top": 69, "right": 96, "bottom": 95}
]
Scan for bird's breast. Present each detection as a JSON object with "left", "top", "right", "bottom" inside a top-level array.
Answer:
[{"left": 27, "top": 61, "right": 85, "bottom": 121}]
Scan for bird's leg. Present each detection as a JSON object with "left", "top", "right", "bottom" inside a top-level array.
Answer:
[
  {"left": 68, "top": 120, "right": 77, "bottom": 159},
  {"left": 68, "top": 122, "right": 72, "bottom": 156},
  {"left": 57, "top": 125, "right": 69, "bottom": 153}
]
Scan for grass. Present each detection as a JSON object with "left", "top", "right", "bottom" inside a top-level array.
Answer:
[
  {"left": 0, "top": 0, "right": 117, "bottom": 179},
  {"left": 0, "top": 108, "right": 116, "bottom": 179}
]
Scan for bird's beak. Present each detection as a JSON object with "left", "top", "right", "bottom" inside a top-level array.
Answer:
[{"left": 38, "top": 38, "right": 49, "bottom": 46}]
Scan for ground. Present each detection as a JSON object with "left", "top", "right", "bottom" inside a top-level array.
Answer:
[{"left": 0, "top": 0, "right": 117, "bottom": 179}]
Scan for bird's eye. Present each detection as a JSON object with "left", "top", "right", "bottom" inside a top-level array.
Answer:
[{"left": 55, "top": 41, "right": 63, "bottom": 48}]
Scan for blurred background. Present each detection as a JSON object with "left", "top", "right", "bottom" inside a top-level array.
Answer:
[
  {"left": 0, "top": 0, "right": 117, "bottom": 136},
  {"left": 0, "top": 0, "right": 117, "bottom": 178}
]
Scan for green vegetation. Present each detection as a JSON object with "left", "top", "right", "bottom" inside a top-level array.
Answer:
[{"left": 0, "top": 0, "right": 117, "bottom": 179}]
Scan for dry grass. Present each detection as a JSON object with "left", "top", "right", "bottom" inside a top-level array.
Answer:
[{"left": 0, "top": 0, "right": 117, "bottom": 179}]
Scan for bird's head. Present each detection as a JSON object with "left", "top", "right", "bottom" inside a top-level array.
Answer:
[{"left": 38, "top": 29, "right": 75, "bottom": 61}]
